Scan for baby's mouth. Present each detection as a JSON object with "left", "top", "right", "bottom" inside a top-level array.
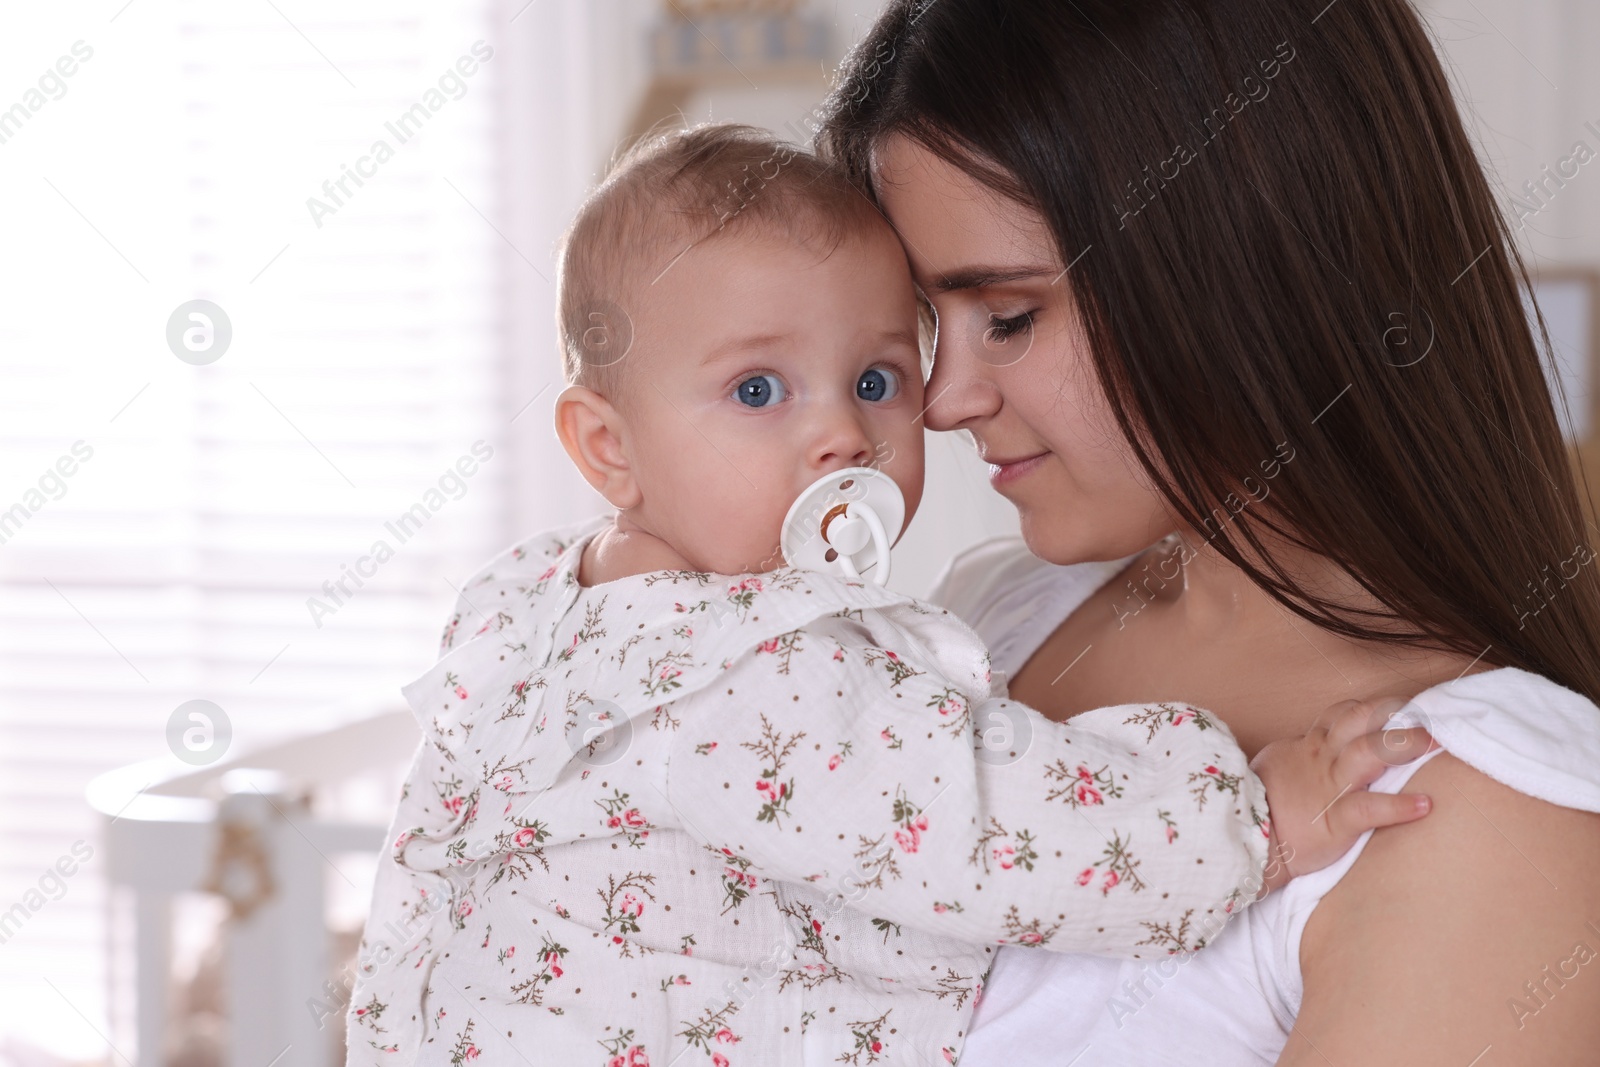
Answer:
[{"left": 780, "top": 467, "right": 906, "bottom": 585}]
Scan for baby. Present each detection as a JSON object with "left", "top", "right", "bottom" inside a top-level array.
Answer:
[{"left": 344, "top": 124, "right": 1430, "bottom": 1066}]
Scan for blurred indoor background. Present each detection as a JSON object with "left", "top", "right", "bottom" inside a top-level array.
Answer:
[{"left": 0, "top": 1, "right": 1593, "bottom": 1064}]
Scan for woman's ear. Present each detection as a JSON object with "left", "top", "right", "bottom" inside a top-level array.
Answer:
[{"left": 554, "top": 385, "right": 642, "bottom": 509}]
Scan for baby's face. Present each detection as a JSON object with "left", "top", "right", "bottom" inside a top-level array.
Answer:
[{"left": 619, "top": 222, "right": 926, "bottom": 574}]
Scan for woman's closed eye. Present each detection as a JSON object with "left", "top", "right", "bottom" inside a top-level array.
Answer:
[
  {"left": 856, "top": 367, "right": 899, "bottom": 403},
  {"left": 733, "top": 373, "right": 788, "bottom": 408},
  {"left": 985, "top": 310, "right": 1035, "bottom": 342}
]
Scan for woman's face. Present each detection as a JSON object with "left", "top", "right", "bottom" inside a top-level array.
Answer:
[{"left": 872, "top": 134, "right": 1178, "bottom": 565}]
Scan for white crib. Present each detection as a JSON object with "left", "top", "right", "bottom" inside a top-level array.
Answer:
[{"left": 86, "top": 701, "right": 419, "bottom": 1067}]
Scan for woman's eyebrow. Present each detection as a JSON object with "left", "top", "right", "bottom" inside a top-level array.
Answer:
[{"left": 929, "top": 265, "right": 1057, "bottom": 293}]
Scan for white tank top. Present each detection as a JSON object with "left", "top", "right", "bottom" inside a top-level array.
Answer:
[{"left": 930, "top": 537, "right": 1600, "bottom": 1066}]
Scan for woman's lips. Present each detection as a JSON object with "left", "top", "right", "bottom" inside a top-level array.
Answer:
[{"left": 987, "top": 452, "right": 1049, "bottom": 487}]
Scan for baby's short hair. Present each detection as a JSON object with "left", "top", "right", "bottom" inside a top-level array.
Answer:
[{"left": 556, "top": 122, "right": 886, "bottom": 396}]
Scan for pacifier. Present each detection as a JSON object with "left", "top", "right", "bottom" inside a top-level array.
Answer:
[{"left": 780, "top": 466, "right": 906, "bottom": 586}]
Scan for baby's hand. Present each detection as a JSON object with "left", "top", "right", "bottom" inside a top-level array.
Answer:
[{"left": 1250, "top": 696, "right": 1437, "bottom": 897}]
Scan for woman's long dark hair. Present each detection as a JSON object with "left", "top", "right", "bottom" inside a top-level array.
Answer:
[{"left": 817, "top": 0, "right": 1600, "bottom": 702}]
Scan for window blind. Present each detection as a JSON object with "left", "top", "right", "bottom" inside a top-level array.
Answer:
[{"left": 0, "top": 2, "right": 510, "bottom": 1058}]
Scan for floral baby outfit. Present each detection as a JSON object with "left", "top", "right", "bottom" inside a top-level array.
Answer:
[{"left": 345, "top": 519, "right": 1270, "bottom": 1066}]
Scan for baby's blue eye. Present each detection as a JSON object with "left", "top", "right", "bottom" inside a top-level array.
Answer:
[
  {"left": 734, "top": 374, "right": 787, "bottom": 408},
  {"left": 856, "top": 368, "right": 898, "bottom": 403}
]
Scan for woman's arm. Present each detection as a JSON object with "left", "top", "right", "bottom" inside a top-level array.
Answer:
[{"left": 1283, "top": 752, "right": 1600, "bottom": 1065}]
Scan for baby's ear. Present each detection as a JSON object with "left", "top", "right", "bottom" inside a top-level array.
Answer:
[{"left": 554, "top": 385, "right": 642, "bottom": 509}]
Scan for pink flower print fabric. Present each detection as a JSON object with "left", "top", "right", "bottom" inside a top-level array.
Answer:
[{"left": 344, "top": 518, "right": 1270, "bottom": 1066}]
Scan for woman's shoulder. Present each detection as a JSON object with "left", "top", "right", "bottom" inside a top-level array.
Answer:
[
  {"left": 1287, "top": 666, "right": 1600, "bottom": 1061},
  {"left": 1284, "top": 665, "right": 1600, "bottom": 916},
  {"left": 1292, "top": 752, "right": 1600, "bottom": 1060},
  {"left": 1396, "top": 666, "right": 1600, "bottom": 812}
]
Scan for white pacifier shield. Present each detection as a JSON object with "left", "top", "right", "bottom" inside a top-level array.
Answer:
[{"left": 780, "top": 466, "right": 906, "bottom": 585}]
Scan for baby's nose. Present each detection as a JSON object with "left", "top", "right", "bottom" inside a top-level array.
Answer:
[{"left": 809, "top": 412, "right": 875, "bottom": 471}]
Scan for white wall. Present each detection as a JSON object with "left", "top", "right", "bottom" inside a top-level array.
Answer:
[{"left": 1422, "top": 0, "right": 1600, "bottom": 266}]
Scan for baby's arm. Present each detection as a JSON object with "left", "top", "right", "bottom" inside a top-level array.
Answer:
[{"left": 664, "top": 611, "right": 1272, "bottom": 957}]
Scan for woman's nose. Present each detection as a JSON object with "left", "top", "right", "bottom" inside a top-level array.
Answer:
[{"left": 923, "top": 330, "right": 1002, "bottom": 433}]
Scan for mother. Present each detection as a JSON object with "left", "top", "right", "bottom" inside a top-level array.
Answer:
[{"left": 818, "top": 0, "right": 1600, "bottom": 1062}]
